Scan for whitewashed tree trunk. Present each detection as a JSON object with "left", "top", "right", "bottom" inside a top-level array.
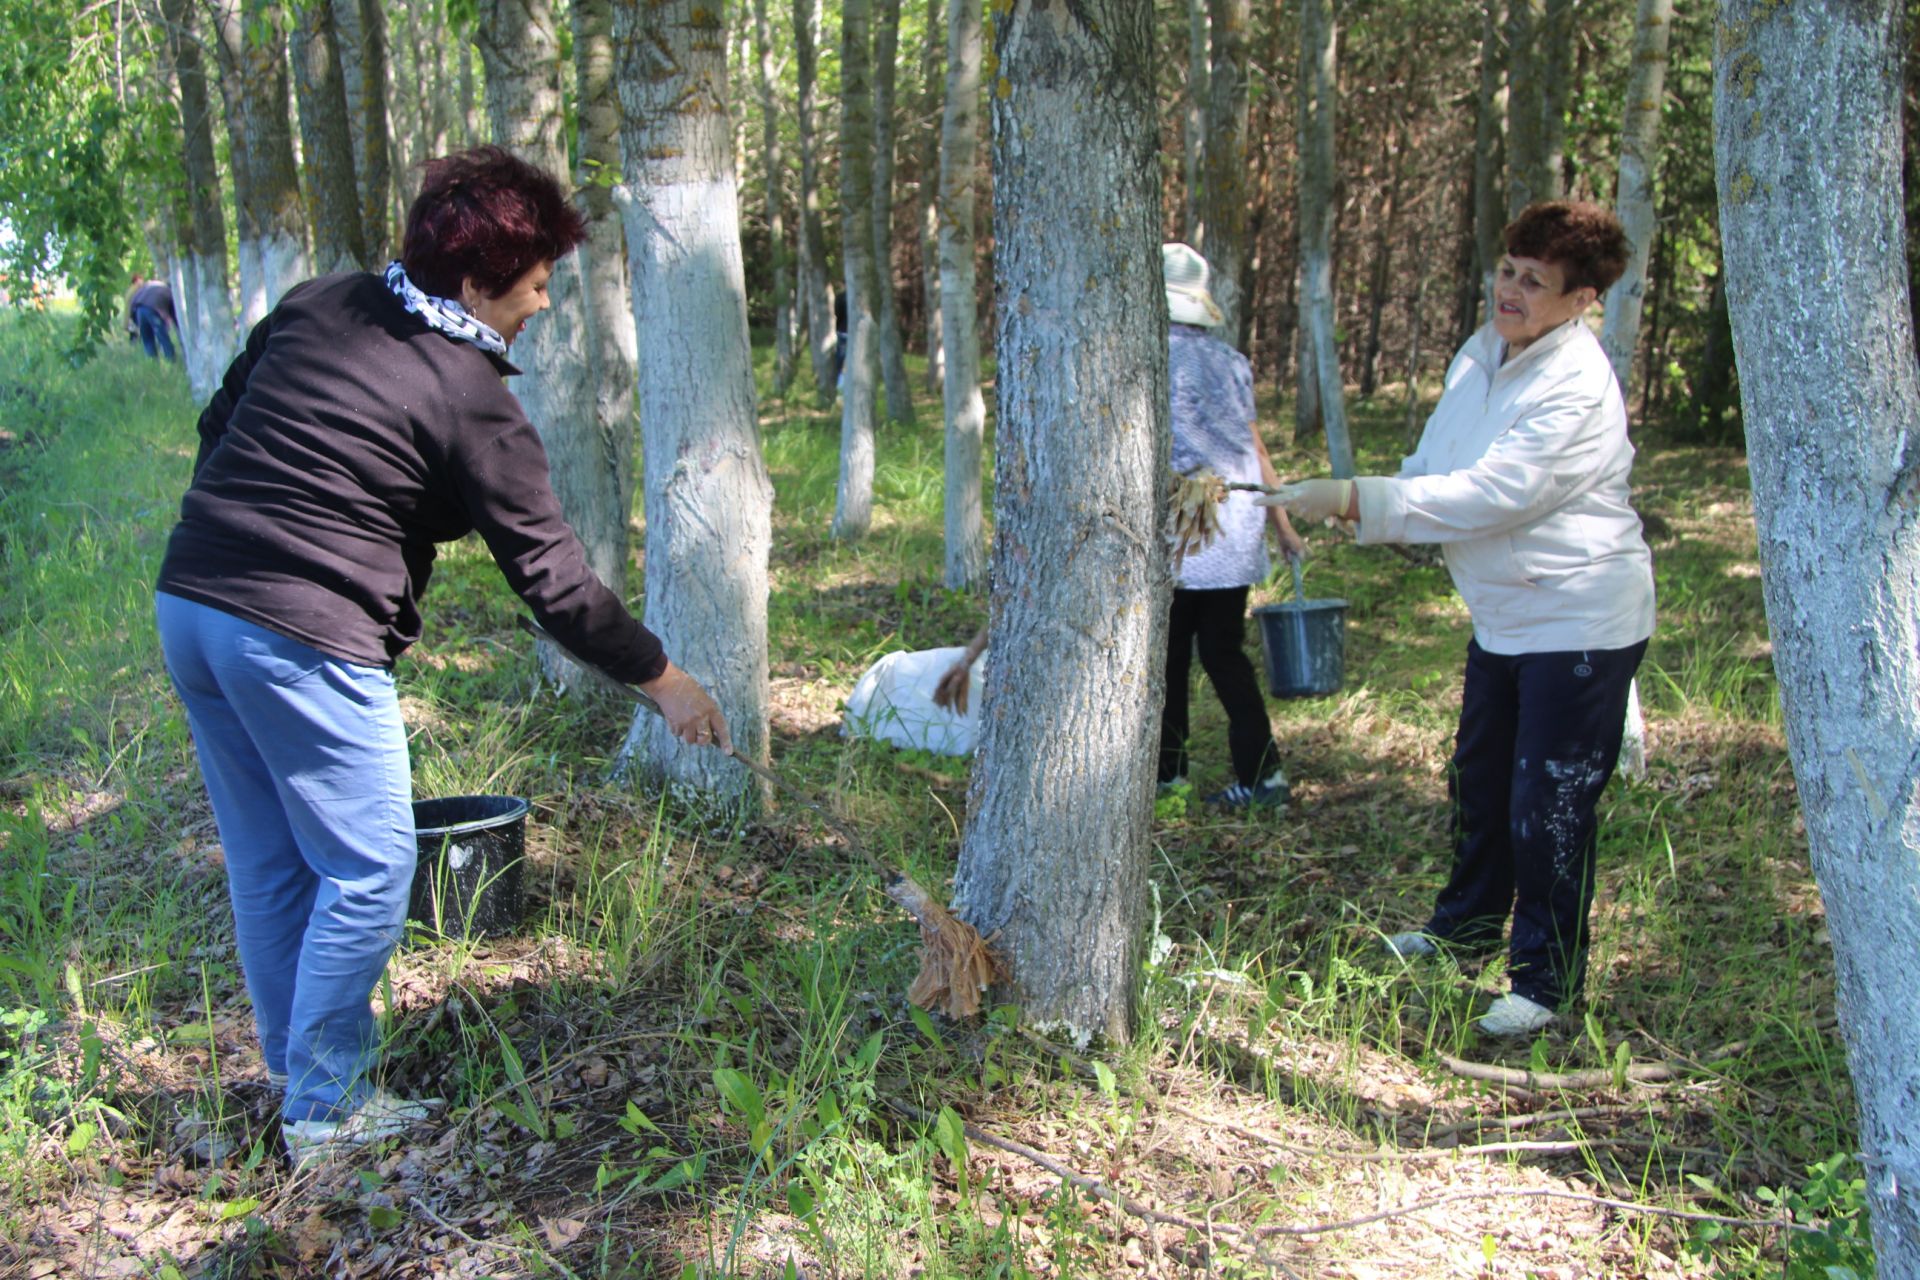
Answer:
[
  {"left": 1184, "top": 0, "right": 1208, "bottom": 243},
  {"left": 612, "top": 0, "right": 773, "bottom": 796},
  {"left": 793, "top": 0, "right": 837, "bottom": 404},
  {"left": 952, "top": 0, "right": 1166, "bottom": 1044},
  {"left": 871, "top": 0, "right": 914, "bottom": 422},
  {"left": 1297, "top": 0, "right": 1353, "bottom": 477},
  {"left": 833, "top": 0, "right": 882, "bottom": 541},
  {"left": 750, "top": 0, "right": 797, "bottom": 397},
  {"left": 1197, "top": 0, "right": 1249, "bottom": 344},
  {"left": 1600, "top": 0, "right": 1673, "bottom": 397},
  {"left": 1715, "top": 2, "right": 1920, "bottom": 1267},
  {"left": 936, "top": 0, "right": 986, "bottom": 589},
  {"left": 161, "top": 0, "right": 237, "bottom": 399},
  {"left": 916, "top": 0, "right": 944, "bottom": 393},
  {"left": 476, "top": 0, "right": 628, "bottom": 598},
  {"left": 207, "top": 0, "right": 311, "bottom": 321},
  {"left": 290, "top": 0, "right": 367, "bottom": 275}
]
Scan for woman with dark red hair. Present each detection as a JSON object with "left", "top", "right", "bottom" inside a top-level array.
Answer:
[{"left": 154, "top": 147, "right": 726, "bottom": 1168}]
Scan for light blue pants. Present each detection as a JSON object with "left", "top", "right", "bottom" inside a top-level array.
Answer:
[{"left": 156, "top": 593, "right": 415, "bottom": 1122}]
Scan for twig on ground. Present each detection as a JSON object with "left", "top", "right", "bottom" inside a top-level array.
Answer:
[
  {"left": 1438, "top": 1042, "right": 1748, "bottom": 1092},
  {"left": 1245, "top": 1185, "right": 1811, "bottom": 1240},
  {"left": 1424, "top": 1105, "right": 1638, "bottom": 1139},
  {"left": 410, "top": 1195, "right": 584, "bottom": 1278}
]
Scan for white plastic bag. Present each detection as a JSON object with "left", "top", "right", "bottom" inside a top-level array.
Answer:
[{"left": 842, "top": 645, "right": 986, "bottom": 757}]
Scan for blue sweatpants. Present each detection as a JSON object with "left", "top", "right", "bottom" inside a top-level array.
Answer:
[
  {"left": 1425, "top": 637, "right": 1647, "bottom": 1009},
  {"left": 156, "top": 593, "right": 415, "bottom": 1122}
]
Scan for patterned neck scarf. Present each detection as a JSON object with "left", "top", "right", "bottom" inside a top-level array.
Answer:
[{"left": 384, "top": 260, "right": 507, "bottom": 357}]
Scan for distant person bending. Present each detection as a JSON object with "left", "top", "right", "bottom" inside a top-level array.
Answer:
[
  {"left": 129, "top": 276, "right": 178, "bottom": 362},
  {"left": 155, "top": 146, "right": 729, "bottom": 1169},
  {"left": 1160, "top": 242, "right": 1303, "bottom": 810},
  {"left": 1263, "top": 201, "right": 1656, "bottom": 1038}
]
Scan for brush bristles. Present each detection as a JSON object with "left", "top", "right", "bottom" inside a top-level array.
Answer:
[
  {"left": 887, "top": 875, "right": 1003, "bottom": 1019},
  {"left": 1169, "top": 469, "right": 1230, "bottom": 568}
]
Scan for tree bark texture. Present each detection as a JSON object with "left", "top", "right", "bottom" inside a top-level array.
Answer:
[
  {"left": 612, "top": 0, "right": 774, "bottom": 795},
  {"left": 833, "top": 0, "right": 882, "bottom": 541},
  {"left": 1599, "top": 0, "right": 1672, "bottom": 399},
  {"left": 937, "top": 0, "right": 987, "bottom": 589},
  {"left": 160, "top": 0, "right": 238, "bottom": 401},
  {"left": 1504, "top": 0, "right": 1553, "bottom": 216},
  {"left": 1537, "top": 0, "right": 1573, "bottom": 195},
  {"left": 574, "top": 0, "right": 638, "bottom": 592},
  {"left": 953, "top": 0, "right": 1167, "bottom": 1044},
  {"left": 871, "top": 0, "right": 914, "bottom": 422},
  {"left": 916, "top": 0, "right": 944, "bottom": 392},
  {"left": 290, "top": 0, "right": 368, "bottom": 275},
  {"left": 1470, "top": 0, "right": 1507, "bottom": 333},
  {"left": 792, "top": 0, "right": 837, "bottom": 404},
  {"left": 1714, "top": 0, "right": 1920, "bottom": 1267},
  {"left": 329, "top": 0, "right": 392, "bottom": 262},
  {"left": 1184, "top": 0, "right": 1209, "bottom": 243},
  {"left": 1297, "top": 0, "right": 1353, "bottom": 476},
  {"left": 207, "top": 0, "right": 311, "bottom": 322},
  {"left": 750, "top": 0, "right": 797, "bottom": 396},
  {"left": 1197, "top": 0, "right": 1250, "bottom": 345},
  {"left": 476, "top": 0, "right": 629, "bottom": 600}
]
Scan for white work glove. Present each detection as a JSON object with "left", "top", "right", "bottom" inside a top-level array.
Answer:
[{"left": 1256, "top": 478, "right": 1357, "bottom": 525}]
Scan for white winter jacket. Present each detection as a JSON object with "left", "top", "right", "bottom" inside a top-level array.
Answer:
[{"left": 1353, "top": 318, "right": 1655, "bottom": 655}]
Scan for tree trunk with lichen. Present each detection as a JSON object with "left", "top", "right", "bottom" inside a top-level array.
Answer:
[
  {"left": 611, "top": 0, "right": 773, "bottom": 796},
  {"left": 951, "top": 0, "right": 1167, "bottom": 1044},
  {"left": 206, "top": 0, "right": 311, "bottom": 323},
  {"left": 1714, "top": 0, "right": 1920, "bottom": 1269},
  {"left": 160, "top": 0, "right": 237, "bottom": 400},
  {"left": 290, "top": 0, "right": 367, "bottom": 275}
]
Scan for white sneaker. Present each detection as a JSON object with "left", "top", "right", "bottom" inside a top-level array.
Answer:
[
  {"left": 1384, "top": 931, "right": 1437, "bottom": 960},
  {"left": 1476, "top": 992, "right": 1556, "bottom": 1037},
  {"left": 282, "top": 1088, "right": 440, "bottom": 1171}
]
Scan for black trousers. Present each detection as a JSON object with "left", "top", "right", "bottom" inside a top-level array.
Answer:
[
  {"left": 1158, "top": 586, "right": 1281, "bottom": 788},
  {"left": 1427, "top": 637, "right": 1647, "bottom": 1008}
]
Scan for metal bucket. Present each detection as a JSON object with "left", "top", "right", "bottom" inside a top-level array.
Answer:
[
  {"left": 1252, "top": 599, "right": 1348, "bottom": 698},
  {"left": 408, "top": 795, "right": 528, "bottom": 939}
]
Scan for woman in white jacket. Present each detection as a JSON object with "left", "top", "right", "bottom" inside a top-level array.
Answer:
[{"left": 1265, "top": 202, "right": 1655, "bottom": 1037}]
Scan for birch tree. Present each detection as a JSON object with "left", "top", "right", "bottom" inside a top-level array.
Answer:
[
  {"left": 793, "top": 0, "right": 837, "bottom": 403},
  {"left": 832, "top": 0, "right": 882, "bottom": 541},
  {"left": 915, "top": 0, "right": 943, "bottom": 392},
  {"left": 290, "top": 0, "right": 366, "bottom": 275},
  {"left": 1600, "top": 0, "right": 1673, "bottom": 396},
  {"left": 936, "top": 0, "right": 986, "bottom": 589},
  {"left": 951, "top": 0, "right": 1166, "bottom": 1042},
  {"left": 1196, "top": 0, "right": 1250, "bottom": 343},
  {"left": 612, "top": 0, "right": 774, "bottom": 795},
  {"left": 1715, "top": 1, "right": 1920, "bottom": 1268},
  {"left": 1296, "top": 0, "right": 1353, "bottom": 476},
  {"left": 1184, "top": 0, "right": 1208, "bottom": 241},
  {"left": 475, "top": 0, "right": 628, "bottom": 597},
  {"left": 750, "top": 0, "right": 797, "bottom": 396},
  {"left": 158, "top": 0, "right": 237, "bottom": 399},
  {"left": 870, "top": 0, "right": 914, "bottom": 422}
]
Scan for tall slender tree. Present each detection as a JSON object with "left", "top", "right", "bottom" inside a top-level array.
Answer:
[
  {"left": 833, "top": 0, "right": 882, "bottom": 540},
  {"left": 915, "top": 0, "right": 944, "bottom": 392},
  {"left": 611, "top": 0, "right": 774, "bottom": 794},
  {"left": 1197, "top": 0, "right": 1250, "bottom": 343},
  {"left": 1184, "top": 0, "right": 1209, "bottom": 241},
  {"left": 290, "top": 0, "right": 367, "bottom": 274},
  {"left": 329, "top": 0, "right": 392, "bottom": 262},
  {"left": 951, "top": 0, "right": 1166, "bottom": 1042},
  {"left": 1600, "top": 0, "right": 1673, "bottom": 397},
  {"left": 1296, "top": 0, "right": 1353, "bottom": 475},
  {"left": 205, "top": 0, "right": 310, "bottom": 323},
  {"left": 750, "top": 0, "right": 797, "bottom": 396},
  {"left": 158, "top": 0, "right": 237, "bottom": 399},
  {"left": 1714, "top": 0, "right": 1920, "bottom": 1269},
  {"left": 1467, "top": 0, "right": 1506, "bottom": 336},
  {"left": 792, "top": 0, "right": 836, "bottom": 403},
  {"left": 936, "top": 0, "right": 986, "bottom": 589},
  {"left": 870, "top": 0, "right": 914, "bottom": 421}
]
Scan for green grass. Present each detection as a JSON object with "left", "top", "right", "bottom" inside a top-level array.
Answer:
[{"left": 0, "top": 311, "right": 1866, "bottom": 1277}]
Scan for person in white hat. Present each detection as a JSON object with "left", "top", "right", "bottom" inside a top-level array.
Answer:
[{"left": 1160, "top": 243, "right": 1304, "bottom": 810}]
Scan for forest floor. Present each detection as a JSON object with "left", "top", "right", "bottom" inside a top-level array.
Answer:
[{"left": 0, "top": 312, "right": 1871, "bottom": 1279}]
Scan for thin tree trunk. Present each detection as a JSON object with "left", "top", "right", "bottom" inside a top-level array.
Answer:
[
  {"left": 750, "top": 0, "right": 796, "bottom": 397},
  {"left": 1504, "top": 0, "right": 1550, "bottom": 215},
  {"left": 290, "top": 0, "right": 367, "bottom": 275},
  {"left": 793, "top": 0, "right": 836, "bottom": 404},
  {"left": 1538, "top": 0, "right": 1574, "bottom": 195},
  {"left": 1359, "top": 117, "right": 1404, "bottom": 398},
  {"left": 161, "top": 0, "right": 238, "bottom": 399},
  {"left": 1185, "top": 0, "right": 1209, "bottom": 243},
  {"left": 387, "top": 0, "right": 418, "bottom": 225},
  {"left": 611, "top": 0, "right": 774, "bottom": 795},
  {"left": 1297, "top": 0, "right": 1353, "bottom": 476},
  {"left": 1471, "top": 0, "right": 1507, "bottom": 330},
  {"left": 954, "top": 0, "right": 1166, "bottom": 1043},
  {"left": 937, "top": 0, "right": 986, "bottom": 589},
  {"left": 871, "top": 0, "right": 914, "bottom": 422},
  {"left": 1600, "top": 0, "right": 1673, "bottom": 398},
  {"left": 1714, "top": 2, "right": 1920, "bottom": 1268},
  {"left": 331, "top": 0, "right": 392, "bottom": 262},
  {"left": 476, "top": 0, "right": 628, "bottom": 600},
  {"left": 1197, "top": 0, "right": 1250, "bottom": 344},
  {"left": 916, "top": 0, "right": 944, "bottom": 392},
  {"left": 833, "top": 0, "right": 881, "bottom": 540}
]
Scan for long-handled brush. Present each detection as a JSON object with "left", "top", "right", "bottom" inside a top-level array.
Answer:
[
  {"left": 1171, "top": 467, "right": 1429, "bottom": 566},
  {"left": 518, "top": 616, "right": 1001, "bottom": 1018}
]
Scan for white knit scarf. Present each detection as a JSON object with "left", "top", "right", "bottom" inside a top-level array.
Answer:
[{"left": 384, "top": 260, "right": 508, "bottom": 357}]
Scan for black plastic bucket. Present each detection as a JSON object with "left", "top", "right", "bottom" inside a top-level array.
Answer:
[
  {"left": 1253, "top": 599, "right": 1348, "bottom": 698},
  {"left": 408, "top": 795, "right": 529, "bottom": 939}
]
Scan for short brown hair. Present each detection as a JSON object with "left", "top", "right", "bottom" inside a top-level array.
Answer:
[
  {"left": 401, "top": 146, "right": 586, "bottom": 299},
  {"left": 1502, "top": 201, "right": 1630, "bottom": 295}
]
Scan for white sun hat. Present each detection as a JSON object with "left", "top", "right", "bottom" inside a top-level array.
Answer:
[{"left": 1162, "top": 242, "right": 1225, "bottom": 328}]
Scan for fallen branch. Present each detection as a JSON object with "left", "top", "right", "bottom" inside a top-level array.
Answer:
[{"left": 1439, "top": 1041, "right": 1747, "bottom": 1093}]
